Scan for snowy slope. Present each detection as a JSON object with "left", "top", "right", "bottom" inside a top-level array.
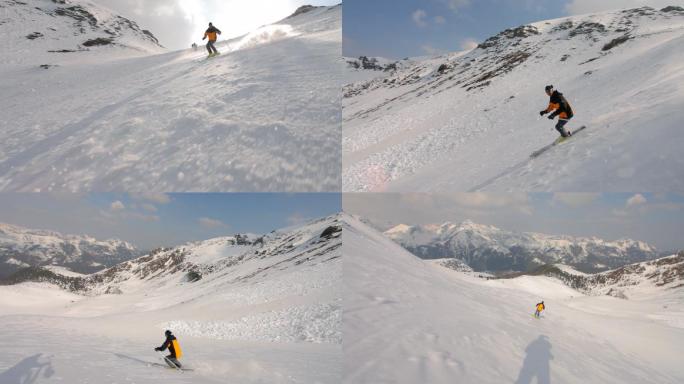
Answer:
[
  {"left": 343, "top": 6, "right": 684, "bottom": 192},
  {"left": 384, "top": 220, "right": 659, "bottom": 273},
  {"left": 0, "top": 0, "right": 164, "bottom": 69},
  {"left": 0, "top": 215, "right": 341, "bottom": 383},
  {"left": 0, "top": 222, "right": 139, "bottom": 278},
  {"left": 343, "top": 214, "right": 684, "bottom": 383},
  {"left": 0, "top": 2, "right": 341, "bottom": 192}
]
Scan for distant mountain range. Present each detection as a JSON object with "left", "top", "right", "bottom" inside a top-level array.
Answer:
[
  {"left": 0, "top": 223, "right": 141, "bottom": 278},
  {"left": 384, "top": 220, "right": 661, "bottom": 273}
]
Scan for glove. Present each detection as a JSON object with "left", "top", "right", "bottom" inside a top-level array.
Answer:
[
  {"left": 154, "top": 347, "right": 161, "bottom": 351},
  {"left": 539, "top": 110, "right": 547, "bottom": 116},
  {"left": 547, "top": 115, "right": 554, "bottom": 120}
]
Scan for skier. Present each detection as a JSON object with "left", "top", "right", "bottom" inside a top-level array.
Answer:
[
  {"left": 191, "top": 42, "right": 197, "bottom": 51},
  {"left": 202, "top": 22, "right": 222, "bottom": 57},
  {"left": 539, "top": 85, "right": 574, "bottom": 138},
  {"left": 154, "top": 330, "right": 183, "bottom": 368},
  {"left": 534, "top": 301, "right": 545, "bottom": 318}
]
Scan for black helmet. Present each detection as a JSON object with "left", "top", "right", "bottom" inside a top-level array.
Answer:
[
  {"left": 209, "top": 22, "right": 213, "bottom": 26},
  {"left": 544, "top": 85, "right": 553, "bottom": 92},
  {"left": 165, "top": 330, "right": 172, "bottom": 336}
]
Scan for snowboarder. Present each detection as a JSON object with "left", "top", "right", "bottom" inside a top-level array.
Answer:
[
  {"left": 154, "top": 330, "right": 183, "bottom": 368},
  {"left": 191, "top": 42, "right": 198, "bottom": 51},
  {"left": 202, "top": 22, "right": 222, "bottom": 57},
  {"left": 539, "top": 85, "right": 574, "bottom": 138},
  {"left": 534, "top": 301, "right": 545, "bottom": 318}
]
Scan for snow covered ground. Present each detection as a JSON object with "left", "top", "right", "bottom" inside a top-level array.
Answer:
[
  {"left": 0, "top": 1, "right": 341, "bottom": 192},
  {"left": 342, "top": 6, "right": 684, "bottom": 192},
  {"left": 0, "top": 216, "right": 342, "bottom": 383},
  {"left": 343, "top": 214, "right": 684, "bottom": 383}
]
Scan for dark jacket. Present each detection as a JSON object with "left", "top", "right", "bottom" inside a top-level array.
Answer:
[
  {"left": 157, "top": 334, "right": 182, "bottom": 358},
  {"left": 544, "top": 91, "right": 574, "bottom": 119}
]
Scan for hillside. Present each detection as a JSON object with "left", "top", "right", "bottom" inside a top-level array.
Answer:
[
  {"left": 343, "top": 214, "right": 684, "bottom": 383},
  {"left": 384, "top": 220, "right": 659, "bottom": 273},
  {"left": 343, "top": 6, "right": 684, "bottom": 192},
  {"left": 0, "top": 1, "right": 342, "bottom": 192},
  {"left": 504, "top": 253, "right": 684, "bottom": 299}
]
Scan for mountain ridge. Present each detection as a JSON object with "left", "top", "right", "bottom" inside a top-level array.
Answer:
[{"left": 383, "top": 220, "right": 661, "bottom": 273}]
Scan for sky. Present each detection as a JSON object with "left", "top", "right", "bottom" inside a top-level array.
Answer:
[
  {"left": 0, "top": 193, "right": 341, "bottom": 250},
  {"left": 343, "top": 0, "right": 684, "bottom": 58},
  {"left": 344, "top": 193, "right": 684, "bottom": 252},
  {"left": 95, "top": 0, "right": 340, "bottom": 50}
]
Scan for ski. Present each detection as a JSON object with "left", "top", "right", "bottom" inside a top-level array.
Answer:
[
  {"left": 148, "top": 362, "right": 193, "bottom": 371},
  {"left": 530, "top": 125, "right": 587, "bottom": 158}
]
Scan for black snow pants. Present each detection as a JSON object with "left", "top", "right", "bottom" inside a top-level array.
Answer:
[
  {"left": 206, "top": 40, "right": 218, "bottom": 54},
  {"left": 164, "top": 355, "right": 181, "bottom": 368},
  {"left": 555, "top": 118, "right": 571, "bottom": 137}
]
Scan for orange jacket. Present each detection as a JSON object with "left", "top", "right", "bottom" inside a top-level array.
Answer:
[{"left": 204, "top": 26, "right": 221, "bottom": 42}]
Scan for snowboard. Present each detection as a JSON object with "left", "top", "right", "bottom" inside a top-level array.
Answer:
[{"left": 530, "top": 125, "right": 587, "bottom": 158}]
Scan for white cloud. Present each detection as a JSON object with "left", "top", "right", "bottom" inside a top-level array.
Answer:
[
  {"left": 287, "top": 212, "right": 311, "bottom": 226},
  {"left": 110, "top": 201, "right": 125, "bottom": 212},
  {"left": 420, "top": 44, "right": 444, "bottom": 55},
  {"left": 130, "top": 213, "right": 160, "bottom": 222},
  {"left": 438, "top": 0, "right": 470, "bottom": 12},
  {"left": 198, "top": 217, "right": 225, "bottom": 229},
  {"left": 552, "top": 193, "right": 600, "bottom": 207},
  {"left": 133, "top": 193, "right": 171, "bottom": 204},
  {"left": 141, "top": 203, "right": 158, "bottom": 212},
  {"left": 434, "top": 15, "right": 446, "bottom": 24},
  {"left": 626, "top": 193, "right": 647, "bottom": 207},
  {"left": 565, "top": 0, "right": 681, "bottom": 15},
  {"left": 454, "top": 193, "right": 529, "bottom": 209},
  {"left": 412, "top": 9, "right": 428, "bottom": 27},
  {"left": 460, "top": 38, "right": 478, "bottom": 50},
  {"left": 612, "top": 208, "right": 629, "bottom": 217}
]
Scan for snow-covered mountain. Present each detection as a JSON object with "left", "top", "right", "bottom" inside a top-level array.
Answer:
[
  {"left": 3, "top": 216, "right": 342, "bottom": 301},
  {"left": 343, "top": 214, "right": 684, "bottom": 383},
  {"left": 0, "top": 215, "right": 342, "bottom": 383},
  {"left": 343, "top": 6, "right": 684, "bottom": 192},
  {"left": 508, "top": 253, "right": 684, "bottom": 299},
  {"left": 384, "top": 220, "right": 659, "bottom": 273},
  {"left": 1, "top": 0, "right": 164, "bottom": 68},
  {"left": 0, "top": 222, "right": 140, "bottom": 278},
  {"left": 0, "top": 2, "right": 341, "bottom": 192}
]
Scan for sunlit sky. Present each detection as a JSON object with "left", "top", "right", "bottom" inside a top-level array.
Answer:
[
  {"left": 0, "top": 193, "right": 341, "bottom": 250},
  {"left": 96, "top": 0, "right": 340, "bottom": 50},
  {"left": 344, "top": 193, "right": 684, "bottom": 252}
]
